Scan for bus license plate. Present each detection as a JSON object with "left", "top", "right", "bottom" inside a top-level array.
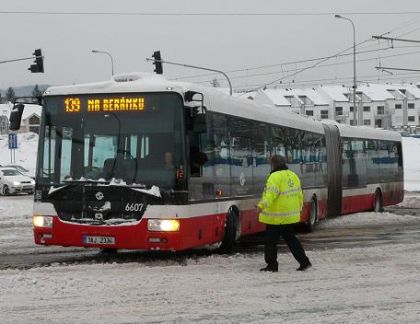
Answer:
[{"left": 83, "top": 235, "right": 115, "bottom": 245}]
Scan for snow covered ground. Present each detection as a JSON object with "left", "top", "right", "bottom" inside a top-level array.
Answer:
[{"left": 0, "top": 240, "right": 419, "bottom": 324}]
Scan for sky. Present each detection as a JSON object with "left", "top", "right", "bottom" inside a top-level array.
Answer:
[{"left": 1, "top": 0, "right": 420, "bottom": 90}]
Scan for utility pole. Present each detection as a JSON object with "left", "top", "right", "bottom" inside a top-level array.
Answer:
[{"left": 336, "top": 15, "right": 358, "bottom": 125}]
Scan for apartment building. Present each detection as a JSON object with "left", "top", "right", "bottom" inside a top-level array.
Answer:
[{"left": 252, "top": 83, "right": 420, "bottom": 133}]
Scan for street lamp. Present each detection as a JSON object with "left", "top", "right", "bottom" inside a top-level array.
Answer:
[
  {"left": 335, "top": 14, "right": 358, "bottom": 126},
  {"left": 91, "top": 49, "right": 114, "bottom": 76}
]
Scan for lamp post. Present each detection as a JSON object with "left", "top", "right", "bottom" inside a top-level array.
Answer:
[
  {"left": 91, "top": 49, "right": 114, "bottom": 76},
  {"left": 335, "top": 14, "right": 358, "bottom": 126}
]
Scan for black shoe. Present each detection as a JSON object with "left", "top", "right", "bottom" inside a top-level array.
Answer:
[
  {"left": 296, "top": 262, "right": 312, "bottom": 271},
  {"left": 260, "top": 265, "right": 278, "bottom": 272}
]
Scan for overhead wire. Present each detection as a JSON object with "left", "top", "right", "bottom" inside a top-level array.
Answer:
[
  {"left": 195, "top": 48, "right": 420, "bottom": 84},
  {"left": 175, "top": 14, "right": 420, "bottom": 87},
  {"left": 1, "top": 10, "right": 420, "bottom": 16}
]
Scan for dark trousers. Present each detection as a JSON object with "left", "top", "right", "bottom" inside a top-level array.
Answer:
[{"left": 264, "top": 224, "right": 310, "bottom": 267}]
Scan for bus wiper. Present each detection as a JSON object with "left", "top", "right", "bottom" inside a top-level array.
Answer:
[
  {"left": 130, "top": 185, "right": 161, "bottom": 198},
  {"left": 48, "top": 179, "right": 111, "bottom": 196}
]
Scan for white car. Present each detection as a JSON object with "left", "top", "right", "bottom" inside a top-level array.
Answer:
[
  {"left": 2, "top": 164, "right": 34, "bottom": 179},
  {"left": 0, "top": 168, "right": 35, "bottom": 195}
]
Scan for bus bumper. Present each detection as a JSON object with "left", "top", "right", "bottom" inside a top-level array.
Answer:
[{"left": 33, "top": 214, "right": 225, "bottom": 251}]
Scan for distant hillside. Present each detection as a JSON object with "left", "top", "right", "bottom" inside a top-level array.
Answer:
[{"left": 0, "top": 84, "right": 50, "bottom": 97}]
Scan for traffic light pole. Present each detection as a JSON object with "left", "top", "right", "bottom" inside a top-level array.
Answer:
[
  {"left": 0, "top": 56, "right": 34, "bottom": 64},
  {"left": 1, "top": 49, "right": 44, "bottom": 73},
  {"left": 146, "top": 57, "right": 233, "bottom": 96}
]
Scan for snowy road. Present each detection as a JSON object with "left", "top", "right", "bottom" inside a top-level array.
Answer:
[
  {"left": 1, "top": 195, "right": 420, "bottom": 323},
  {"left": 1, "top": 196, "right": 420, "bottom": 270}
]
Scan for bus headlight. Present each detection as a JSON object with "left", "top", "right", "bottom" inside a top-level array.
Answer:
[
  {"left": 147, "top": 219, "right": 180, "bottom": 232},
  {"left": 33, "top": 215, "right": 53, "bottom": 228}
]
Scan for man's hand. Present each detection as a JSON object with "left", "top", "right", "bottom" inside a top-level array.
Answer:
[{"left": 255, "top": 205, "right": 262, "bottom": 214}]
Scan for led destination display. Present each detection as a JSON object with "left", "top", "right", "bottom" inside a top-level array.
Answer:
[{"left": 64, "top": 96, "right": 145, "bottom": 113}]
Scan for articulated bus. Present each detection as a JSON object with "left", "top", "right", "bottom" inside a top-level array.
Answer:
[{"left": 10, "top": 72, "right": 404, "bottom": 252}]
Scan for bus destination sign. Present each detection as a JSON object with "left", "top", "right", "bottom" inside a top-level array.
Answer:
[{"left": 64, "top": 97, "right": 145, "bottom": 113}]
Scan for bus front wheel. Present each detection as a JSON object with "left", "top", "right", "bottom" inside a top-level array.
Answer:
[{"left": 218, "top": 207, "right": 239, "bottom": 254}]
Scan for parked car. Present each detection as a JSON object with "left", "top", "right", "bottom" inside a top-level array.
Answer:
[
  {"left": 2, "top": 165, "right": 34, "bottom": 179},
  {"left": 0, "top": 167, "right": 35, "bottom": 195}
]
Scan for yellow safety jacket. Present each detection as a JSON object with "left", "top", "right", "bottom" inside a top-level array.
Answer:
[{"left": 258, "top": 169, "right": 303, "bottom": 225}]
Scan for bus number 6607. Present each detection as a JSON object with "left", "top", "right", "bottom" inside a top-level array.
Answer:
[{"left": 125, "top": 203, "right": 144, "bottom": 212}]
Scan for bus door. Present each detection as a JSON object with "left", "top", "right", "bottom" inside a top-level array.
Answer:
[
  {"left": 322, "top": 124, "right": 342, "bottom": 217},
  {"left": 187, "top": 104, "right": 213, "bottom": 201},
  {"left": 229, "top": 119, "right": 253, "bottom": 196}
]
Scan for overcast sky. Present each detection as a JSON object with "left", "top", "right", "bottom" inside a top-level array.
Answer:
[{"left": 1, "top": 0, "right": 420, "bottom": 90}]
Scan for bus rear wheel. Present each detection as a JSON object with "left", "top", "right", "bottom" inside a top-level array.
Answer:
[
  {"left": 304, "top": 198, "right": 318, "bottom": 233},
  {"left": 374, "top": 189, "right": 384, "bottom": 212},
  {"left": 218, "top": 207, "right": 239, "bottom": 254}
]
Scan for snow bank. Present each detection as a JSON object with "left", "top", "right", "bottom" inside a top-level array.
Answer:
[
  {"left": 0, "top": 197, "right": 34, "bottom": 255},
  {"left": 398, "top": 193, "right": 420, "bottom": 208},
  {"left": 403, "top": 137, "right": 420, "bottom": 192},
  {"left": 318, "top": 211, "right": 420, "bottom": 228}
]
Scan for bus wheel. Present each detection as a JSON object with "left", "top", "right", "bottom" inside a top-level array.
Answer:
[
  {"left": 3, "top": 185, "right": 10, "bottom": 196},
  {"left": 374, "top": 189, "right": 384, "bottom": 213},
  {"left": 304, "top": 198, "right": 318, "bottom": 233},
  {"left": 218, "top": 207, "right": 238, "bottom": 254}
]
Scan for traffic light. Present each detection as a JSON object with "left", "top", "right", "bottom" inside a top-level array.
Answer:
[
  {"left": 152, "top": 51, "right": 163, "bottom": 74},
  {"left": 28, "top": 49, "right": 44, "bottom": 73}
]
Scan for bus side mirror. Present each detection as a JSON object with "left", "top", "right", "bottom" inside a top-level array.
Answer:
[{"left": 9, "top": 103, "right": 25, "bottom": 131}]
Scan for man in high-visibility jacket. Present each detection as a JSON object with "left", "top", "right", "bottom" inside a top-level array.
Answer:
[{"left": 257, "top": 155, "right": 311, "bottom": 272}]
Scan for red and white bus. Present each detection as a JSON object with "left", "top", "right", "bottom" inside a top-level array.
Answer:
[{"left": 10, "top": 72, "right": 404, "bottom": 252}]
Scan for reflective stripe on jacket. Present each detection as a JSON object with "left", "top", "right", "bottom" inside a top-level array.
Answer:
[{"left": 257, "top": 169, "right": 303, "bottom": 225}]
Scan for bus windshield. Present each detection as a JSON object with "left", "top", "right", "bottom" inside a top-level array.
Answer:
[{"left": 38, "top": 92, "right": 184, "bottom": 189}]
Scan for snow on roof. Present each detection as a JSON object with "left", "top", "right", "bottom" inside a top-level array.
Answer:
[
  {"left": 384, "top": 83, "right": 420, "bottom": 99},
  {"left": 358, "top": 83, "right": 395, "bottom": 101},
  {"left": 292, "top": 88, "right": 330, "bottom": 105},
  {"left": 45, "top": 72, "right": 192, "bottom": 96},
  {"left": 263, "top": 88, "right": 329, "bottom": 106},
  {"left": 21, "top": 104, "right": 41, "bottom": 120},
  {"left": 262, "top": 89, "right": 292, "bottom": 106},
  {"left": 318, "top": 85, "right": 350, "bottom": 102}
]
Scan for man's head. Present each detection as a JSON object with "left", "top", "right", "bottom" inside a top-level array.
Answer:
[{"left": 271, "top": 155, "right": 288, "bottom": 171}]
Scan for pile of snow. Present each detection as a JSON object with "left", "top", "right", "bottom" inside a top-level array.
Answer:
[
  {"left": 403, "top": 137, "right": 420, "bottom": 192},
  {"left": 398, "top": 193, "right": 420, "bottom": 208},
  {"left": 0, "top": 197, "right": 34, "bottom": 255},
  {"left": 318, "top": 211, "right": 420, "bottom": 228}
]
